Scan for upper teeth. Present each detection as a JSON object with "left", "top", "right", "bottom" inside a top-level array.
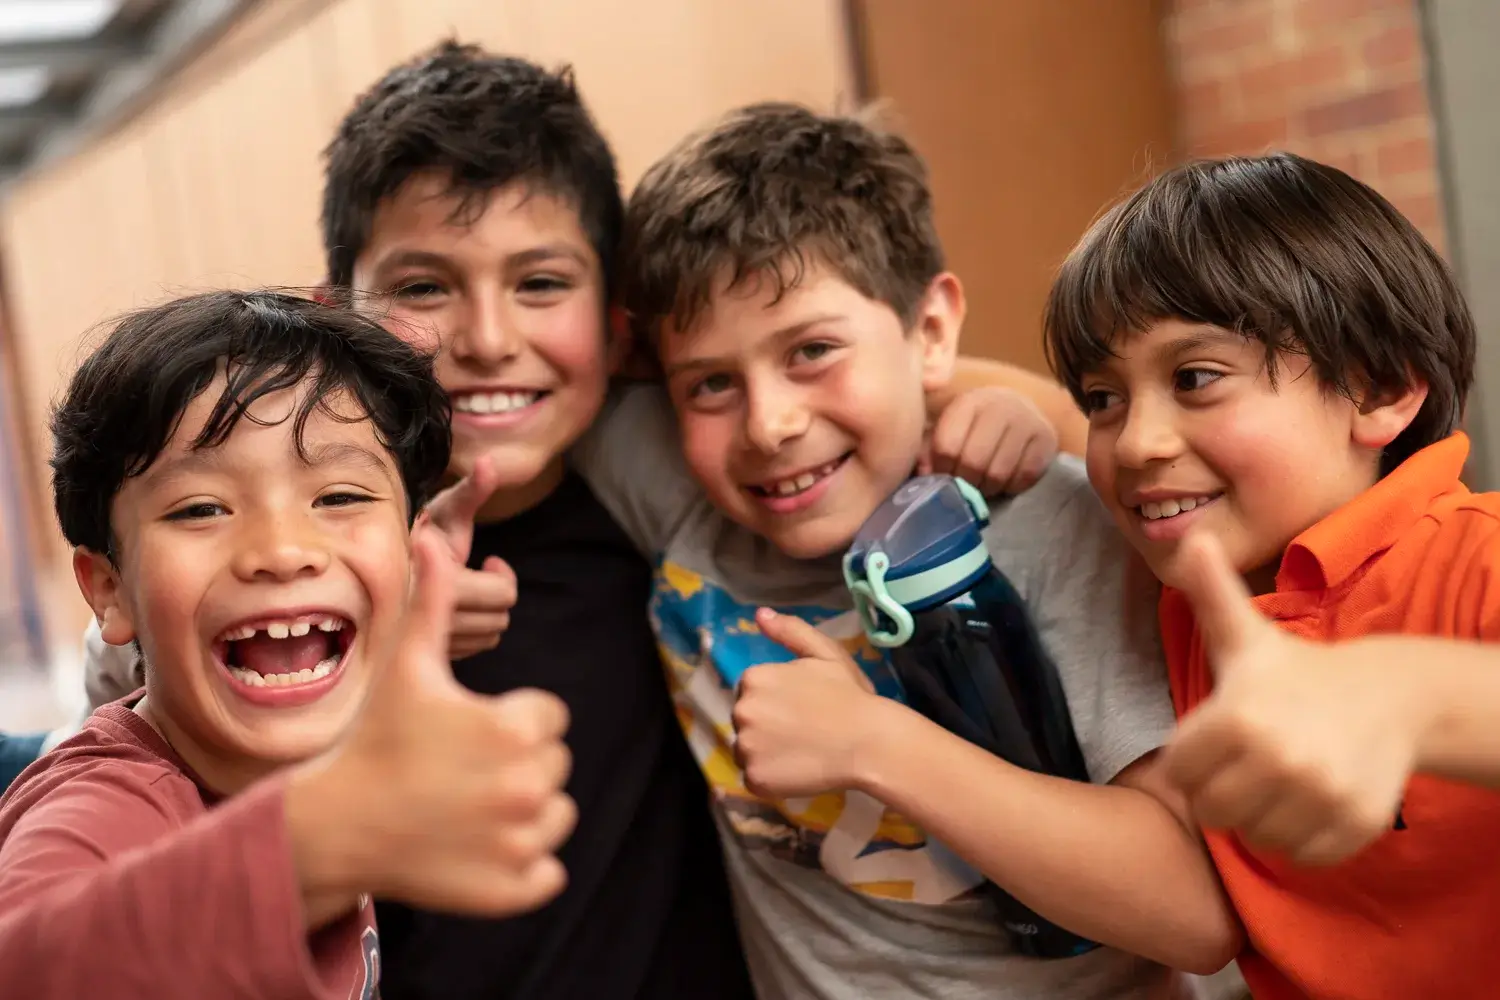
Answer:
[
  {"left": 1139, "top": 496, "right": 1215, "bottom": 520},
  {"left": 454, "top": 391, "right": 540, "bottom": 414},
  {"left": 218, "top": 616, "right": 345, "bottom": 642},
  {"left": 767, "top": 459, "right": 843, "bottom": 497}
]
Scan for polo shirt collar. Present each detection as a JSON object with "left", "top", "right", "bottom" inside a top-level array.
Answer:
[{"left": 1274, "top": 433, "right": 1471, "bottom": 594}]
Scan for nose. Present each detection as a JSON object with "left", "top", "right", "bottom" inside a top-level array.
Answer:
[
  {"left": 230, "top": 511, "right": 331, "bottom": 583},
  {"left": 449, "top": 284, "right": 523, "bottom": 367},
  {"left": 743, "top": 378, "right": 810, "bottom": 455},
  {"left": 1113, "top": 394, "right": 1186, "bottom": 469}
]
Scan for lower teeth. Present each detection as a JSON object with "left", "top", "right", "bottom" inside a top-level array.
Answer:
[{"left": 230, "top": 656, "right": 338, "bottom": 688}]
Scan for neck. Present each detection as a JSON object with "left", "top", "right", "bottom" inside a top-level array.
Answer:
[
  {"left": 135, "top": 694, "right": 274, "bottom": 796},
  {"left": 475, "top": 457, "right": 567, "bottom": 524}
]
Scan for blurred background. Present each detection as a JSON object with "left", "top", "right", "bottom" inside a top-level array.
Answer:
[{"left": 0, "top": 0, "right": 1492, "bottom": 760}]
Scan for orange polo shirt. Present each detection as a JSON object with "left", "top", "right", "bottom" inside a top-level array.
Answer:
[{"left": 1160, "top": 433, "right": 1500, "bottom": 1000}]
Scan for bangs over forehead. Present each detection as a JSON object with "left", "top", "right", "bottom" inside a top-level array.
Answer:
[{"left": 1043, "top": 154, "right": 1474, "bottom": 473}]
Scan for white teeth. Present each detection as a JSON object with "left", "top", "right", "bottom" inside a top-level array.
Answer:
[
  {"left": 765, "top": 459, "right": 844, "bottom": 498},
  {"left": 454, "top": 391, "right": 541, "bottom": 414},
  {"left": 229, "top": 655, "right": 338, "bottom": 689},
  {"left": 218, "top": 616, "right": 349, "bottom": 643},
  {"left": 1139, "top": 495, "right": 1217, "bottom": 520}
]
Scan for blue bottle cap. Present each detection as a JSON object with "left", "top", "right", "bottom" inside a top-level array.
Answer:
[{"left": 842, "top": 476, "right": 993, "bottom": 647}]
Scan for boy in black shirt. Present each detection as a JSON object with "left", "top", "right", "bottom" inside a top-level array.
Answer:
[{"left": 317, "top": 43, "right": 752, "bottom": 1000}]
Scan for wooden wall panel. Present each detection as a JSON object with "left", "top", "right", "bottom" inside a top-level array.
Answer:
[
  {"left": 858, "top": 0, "right": 1175, "bottom": 374},
  {"left": 0, "top": 0, "right": 853, "bottom": 643}
]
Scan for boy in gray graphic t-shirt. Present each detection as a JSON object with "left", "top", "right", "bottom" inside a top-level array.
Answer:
[{"left": 569, "top": 103, "right": 1243, "bottom": 999}]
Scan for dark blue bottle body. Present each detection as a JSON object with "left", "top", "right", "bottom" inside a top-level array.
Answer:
[{"left": 844, "top": 475, "right": 1099, "bottom": 960}]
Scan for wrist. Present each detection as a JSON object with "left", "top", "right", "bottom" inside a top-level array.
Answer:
[
  {"left": 283, "top": 753, "right": 371, "bottom": 923},
  {"left": 848, "top": 696, "right": 927, "bottom": 799}
]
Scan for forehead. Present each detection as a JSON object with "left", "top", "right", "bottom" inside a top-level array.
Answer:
[
  {"left": 1091, "top": 320, "right": 1252, "bottom": 368},
  {"left": 140, "top": 379, "right": 394, "bottom": 483},
  {"left": 356, "top": 172, "right": 597, "bottom": 273},
  {"left": 663, "top": 262, "right": 889, "bottom": 359}
]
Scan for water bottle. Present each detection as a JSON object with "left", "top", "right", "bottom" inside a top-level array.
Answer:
[{"left": 842, "top": 474, "right": 1099, "bottom": 959}]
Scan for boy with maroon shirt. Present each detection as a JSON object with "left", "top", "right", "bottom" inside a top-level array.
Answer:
[{"left": 0, "top": 290, "right": 576, "bottom": 999}]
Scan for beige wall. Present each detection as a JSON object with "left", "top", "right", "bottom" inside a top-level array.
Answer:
[{"left": 0, "top": 0, "right": 853, "bottom": 645}]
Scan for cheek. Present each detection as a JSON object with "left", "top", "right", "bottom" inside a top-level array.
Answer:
[
  {"left": 677, "top": 414, "right": 736, "bottom": 491},
  {"left": 529, "top": 302, "right": 608, "bottom": 386},
  {"left": 1084, "top": 432, "right": 1116, "bottom": 496},
  {"left": 379, "top": 308, "right": 447, "bottom": 356}
]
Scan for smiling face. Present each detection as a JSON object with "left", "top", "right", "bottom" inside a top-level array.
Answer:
[
  {"left": 352, "top": 172, "right": 617, "bottom": 520},
  {"left": 661, "top": 263, "right": 961, "bottom": 559},
  {"left": 75, "top": 378, "right": 413, "bottom": 793},
  {"left": 1079, "top": 319, "right": 1423, "bottom": 593}
]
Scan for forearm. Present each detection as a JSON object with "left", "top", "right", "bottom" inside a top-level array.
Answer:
[
  {"left": 0, "top": 781, "right": 343, "bottom": 998},
  {"left": 1402, "top": 638, "right": 1500, "bottom": 788},
  {"left": 855, "top": 701, "right": 1239, "bottom": 974},
  {"left": 933, "top": 356, "right": 1088, "bottom": 455}
]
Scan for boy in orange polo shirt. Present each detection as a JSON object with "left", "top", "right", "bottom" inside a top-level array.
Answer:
[{"left": 1043, "top": 152, "right": 1500, "bottom": 1000}]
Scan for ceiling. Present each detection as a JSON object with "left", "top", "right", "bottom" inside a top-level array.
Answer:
[{"left": 0, "top": 0, "right": 251, "bottom": 182}]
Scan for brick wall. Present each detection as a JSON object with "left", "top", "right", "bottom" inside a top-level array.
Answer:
[{"left": 1166, "top": 0, "right": 1445, "bottom": 251}]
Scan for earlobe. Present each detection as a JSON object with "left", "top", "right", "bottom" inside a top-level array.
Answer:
[
  {"left": 72, "top": 547, "right": 135, "bottom": 647},
  {"left": 916, "top": 272, "right": 966, "bottom": 392},
  {"left": 1352, "top": 380, "right": 1428, "bottom": 451}
]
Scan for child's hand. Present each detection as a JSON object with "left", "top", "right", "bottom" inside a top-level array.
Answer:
[
  {"left": 421, "top": 454, "right": 518, "bottom": 659},
  {"left": 922, "top": 386, "right": 1057, "bottom": 495},
  {"left": 1162, "top": 532, "right": 1419, "bottom": 866},
  {"left": 732, "top": 609, "right": 884, "bottom": 799},
  {"left": 287, "top": 525, "right": 576, "bottom": 920}
]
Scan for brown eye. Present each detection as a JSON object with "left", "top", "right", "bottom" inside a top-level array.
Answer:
[{"left": 1173, "top": 368, "right": 1223, "bottom": 393}]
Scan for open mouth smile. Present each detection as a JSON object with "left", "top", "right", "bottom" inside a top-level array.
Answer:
[{"left": 212, "top": 612, "right": 356, "bottom": 706}]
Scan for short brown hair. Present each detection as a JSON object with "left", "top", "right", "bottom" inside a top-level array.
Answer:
[
  {"left": 622, "top": 102, "right": 944, "bottom": 341},
  {"left": 1044, "top": 153, "right": 1474, "bottom": 474}
]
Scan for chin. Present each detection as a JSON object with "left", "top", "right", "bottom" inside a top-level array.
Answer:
[{"left": 762, "top": 520, "right": 861, "bottom": 560}]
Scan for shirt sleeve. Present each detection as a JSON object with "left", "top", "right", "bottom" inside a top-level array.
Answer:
[
  {"left": 0, "top": 767, "right": 352, "bottom": 1000},
  {"left": 568, "top": 382, "right": 704, "bottom": 557},
  {"left": 983, "top": 456, "right": 1177, "bottom": 784}
]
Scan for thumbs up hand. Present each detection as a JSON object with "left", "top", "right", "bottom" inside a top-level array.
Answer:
[
  {"left": 420, "top": 455, "right": 518, "bottom": 659},
  {"left": 731, "top": 609, "right": 882, "bottom": 800},
  {"left": 286, "top": 525, "right": 576, "bottom": 922},
  {"left": 1162, "top": 531, "right": 1416, "bottom": 866}
]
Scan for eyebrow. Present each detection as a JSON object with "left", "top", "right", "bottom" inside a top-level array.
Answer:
[
  {"left": 1154, "top": 327, "right": 1246, "bottom": 364},
  {"left": 663, "top": 313, "right": 845, "bottom": 379},
  {"left": 140, "top": 440, "right": 393, "bottom": 489},
  {"left": 374, "top": 243, "right": 590, "bottom": 276}
]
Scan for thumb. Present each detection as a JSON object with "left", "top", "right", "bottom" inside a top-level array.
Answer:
[
  {"left": 1176, "top": 530, "right": 1266, "bottom": 676},
  {"left": 424, "top": 454, "right": 503, "bottom": 553},
  {"left": 756, "top": 607, "right": 849, "bottom": 662},
  {"left": 394, "top": 525, "right": 459, "bottom": 682}
]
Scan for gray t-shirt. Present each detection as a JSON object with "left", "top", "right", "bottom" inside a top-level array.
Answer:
[{"left": 573, "top": 385, "right": 1184, "bottom": 999}]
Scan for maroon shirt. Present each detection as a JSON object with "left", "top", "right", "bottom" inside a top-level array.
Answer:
[{"left": 0, "top": 702, "right": 378, "bottom": 999}]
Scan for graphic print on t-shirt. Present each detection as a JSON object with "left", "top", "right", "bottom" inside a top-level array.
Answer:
[{"left": 653, "top": 560, "right": 987, "bottom": 905}]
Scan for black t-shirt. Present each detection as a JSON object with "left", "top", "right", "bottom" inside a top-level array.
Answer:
[{"left": 377, "top": 473, "right": 753, "bottom": 1000}]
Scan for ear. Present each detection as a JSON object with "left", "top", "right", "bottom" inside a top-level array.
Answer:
[
  {"left": 72, "top": 547, "right": 136, "bottom": 647},
  {"left": 912, "top": 273, "right": 966, "bottom": 393},
  {"left": 1352, "top": 378, "right": 1428, "bottom": 451},
  {"left": 607, "top": 303, "right": 661, "bottom": 381}
]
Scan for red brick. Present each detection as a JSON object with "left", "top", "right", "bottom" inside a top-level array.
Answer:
[
  {"left": 1294, "top": 0, "right": 1412, "bottom": 37},
  {"left": 1301, "top": 80, "right": 1430, "bottom": 136},
  {"left": 1374, "top": 132, "right": 1436, "bottom": 178},
  {"left": 1190, "top": 116, "right": 1291, "bottom": 157},
  {"left": 1173, "top": 5, "right": 1275, "bottom": 58},
  {"left": 1364, "top": 18, "right": 1423, "bottom": 72}
]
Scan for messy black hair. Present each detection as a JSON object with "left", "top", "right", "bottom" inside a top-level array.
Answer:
[
  {"left": 1044, "top": 152, "right": 1474, "bottom": 474},
  {"left": 51, "top": 289, "right": 451, "bottom": 559},
  {"left": 321, "top": 40, "right": 622, "bottom": 293}
]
